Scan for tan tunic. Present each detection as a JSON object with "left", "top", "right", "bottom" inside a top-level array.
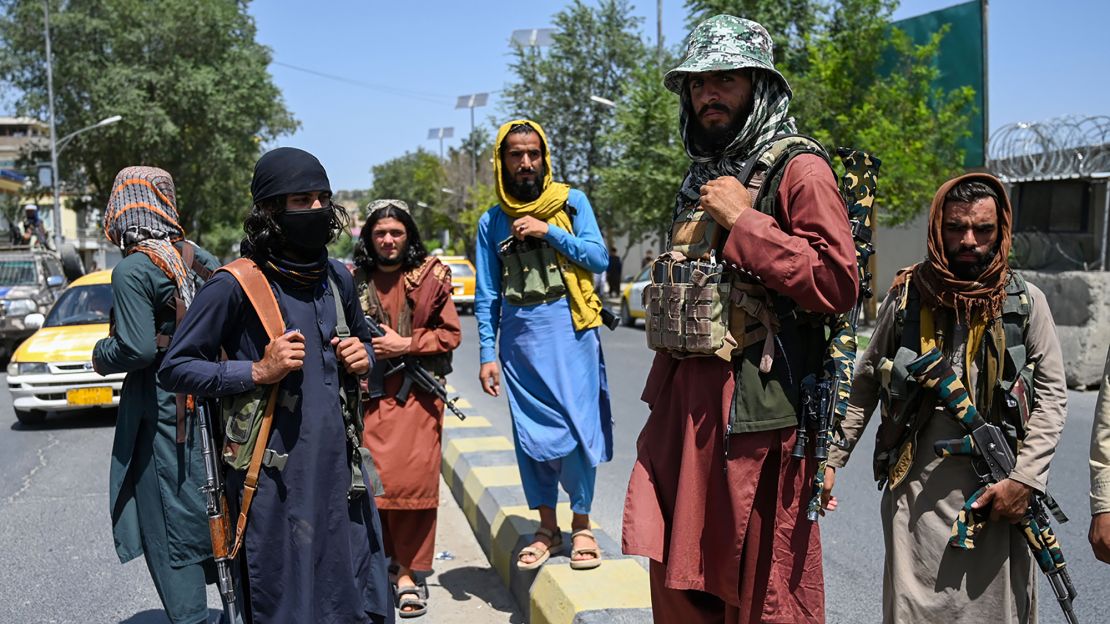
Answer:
[
  {"left": 1091, "top": 345, "right": 1110, "bottom": 515},
  {"left": 828, "top": 279, "right": 1068, "bottom": 624}
]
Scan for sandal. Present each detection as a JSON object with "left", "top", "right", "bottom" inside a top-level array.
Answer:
[
  {"left": 394, "top": 581, "right": 428, "bottom": 619},
  {"left": 516, "top": 526, "right": 563, "bottom": 570},
  {"left": 569, "top": 529, "right": 602, "bottom": 570}
]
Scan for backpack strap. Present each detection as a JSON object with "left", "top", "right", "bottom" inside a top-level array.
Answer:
[{"left": 217, "top": 258, "right": 285, "bottom": 560}]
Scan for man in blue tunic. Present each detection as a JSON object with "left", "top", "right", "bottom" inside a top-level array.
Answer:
[
  {"left": 475, "top": 119, "right": 613, "bottom": 571},
  {"left": 159, "top": 147, "right": 393, "bottom": 623}
]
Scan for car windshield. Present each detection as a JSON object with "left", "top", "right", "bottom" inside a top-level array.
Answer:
[
  {"left": 447, "top": 262, "right": 474, "bottom": 277},
  {"left": 45, "top": 284, "right": 113, "bottom": 326},
  {"left": 0, "top": 258, "right": 37, "bottom": 286}
]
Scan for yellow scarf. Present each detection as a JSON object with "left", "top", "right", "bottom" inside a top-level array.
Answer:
[{"left": 493, "top": 119, "right": 602, "bottom": 331}]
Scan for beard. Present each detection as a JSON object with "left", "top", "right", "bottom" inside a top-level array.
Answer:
[
  {"left": 502, "top": 162, "right": 545, "bottom": 202},
  {"left": 946, "top": 245, "right": 998, "bottom": 281},
  {"left": 374, "top": 242, "right": 407, "bottom": 267},
  {"left": 688, "top": 102, "right": 749, "bottom": 155}
]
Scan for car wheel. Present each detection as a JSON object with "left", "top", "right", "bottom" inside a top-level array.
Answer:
[
  {"left": 620, "top": 301, "right": 635, "bottom": 327},
  {"left": 15, "top": 409, "right": 46, "bottom": 427}
]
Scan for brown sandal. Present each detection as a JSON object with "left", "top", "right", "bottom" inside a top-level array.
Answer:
[
  {"left": 516, "top": 526, "right": 563, "bottom": 570},
  {"left": 569, "top": 529, "right": 602, "bottom": 570}
]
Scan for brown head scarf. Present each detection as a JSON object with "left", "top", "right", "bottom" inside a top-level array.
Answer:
[{"left": 898, "top": 172, "right": 1012, "bottom": 323}]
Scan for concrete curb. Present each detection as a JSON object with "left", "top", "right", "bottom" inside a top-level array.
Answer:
[{"left": 440, "top": 394, "right": 652, "bottom": 623}]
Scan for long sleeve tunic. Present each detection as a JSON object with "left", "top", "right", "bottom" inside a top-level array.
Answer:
[
  {"left": 157, "top": 259, "right": 392, "bottom": 624},
  {"left": 828, "top": 279, "right": 1068, "bottom": 623},
  {"left": 474, "top": 189, "right": 613, "bottom": 466},
  {"left": 1091, "top": 345, "right": 1110, "bottom": 515},
  {"left": 623, "top": 154, "right": 857, "bottom": 621}
]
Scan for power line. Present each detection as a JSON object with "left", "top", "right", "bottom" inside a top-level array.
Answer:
[{"left": 271, "top": 61, "right": 454, "bottom": 106}]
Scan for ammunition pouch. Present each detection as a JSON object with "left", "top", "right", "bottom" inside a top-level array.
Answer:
[
  {"left": 499, "top": 236, "right": 566, "bottom": 306},
  {"left": 220, "top": 386, "right": 271, "bottom": 471},
  {"left": 643, "top": 253, "right": 736, "bottom": 361}
]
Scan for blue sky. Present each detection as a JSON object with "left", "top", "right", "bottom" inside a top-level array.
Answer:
[{"left": 250, "top": 0, "right": 1110, "bottom": 192}]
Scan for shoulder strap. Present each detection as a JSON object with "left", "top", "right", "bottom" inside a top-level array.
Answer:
[
  {"left": 217, "top": 258, "right": 284, "bottom": 341},
  {"left": 213, "top": 257, "right": 285, "bottom": 560},
  {"left": 1000, "top": 271, "right": 1032, "bottom": 379},
  {"left": 329, "top": 274, "right": 349, "bottom": 339}
]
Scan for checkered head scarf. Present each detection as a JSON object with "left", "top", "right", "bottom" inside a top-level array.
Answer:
[{"left": 103, "top": 166, "right": 196, "bottom": 306}]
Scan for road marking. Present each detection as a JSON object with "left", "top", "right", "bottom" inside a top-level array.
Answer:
[{"left": 443, "top": 415, "right": 491, "bottom": 429}]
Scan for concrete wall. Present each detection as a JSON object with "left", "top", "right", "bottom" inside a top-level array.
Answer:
[{"left": 1024, "top": 270, "right": 1110, "bottom": 389}]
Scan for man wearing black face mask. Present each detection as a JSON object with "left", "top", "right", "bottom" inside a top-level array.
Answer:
[{"left": 159, "top": 147, "right": 394, "bottom": 623}]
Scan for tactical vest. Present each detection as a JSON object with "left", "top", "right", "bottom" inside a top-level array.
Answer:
[
  {"left": 356, "top": 263, "right": 453, "bottom": 392},
  {"left": 872, "top": 271, "right": 1035, "bottom": 489},
  {"left": 648, "top": 134, "right": 837, "bottom": 434}
]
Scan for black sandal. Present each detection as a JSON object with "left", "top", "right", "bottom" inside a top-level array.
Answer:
[{"left": 394, "top": 581, "right": 428, "bottom": 619}]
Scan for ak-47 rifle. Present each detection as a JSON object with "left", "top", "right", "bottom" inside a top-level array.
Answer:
[
  {"left": 195, "top": 398, "right": 242, "bottom": 624},
  {"left": 364, "top": 315, "right": 466, "bottom": 421},
  {"left": 794, "top": 148, "right": 879, "bottom": 522},
  {"left": 907, "top": 347, "right": 1079, "bottom": 624}
]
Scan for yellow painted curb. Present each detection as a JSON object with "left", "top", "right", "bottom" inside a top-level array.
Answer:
[
  {"left": 488, "top": 503, "right": 599, "bottom": 585},
  {"left": 443, "top": 415, "right": 492, "bottom": 429},
  {"left": 442, "top": 436, "right": 515, "bottom": 471},
  {"left": 461, "top": 465, "right": 521, "bottom": 527},
  {"left": 530, "top": 559, "right": 652, "bottom": 624}
]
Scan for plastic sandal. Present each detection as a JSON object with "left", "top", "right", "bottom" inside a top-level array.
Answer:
[
  {"left": 516, "top": 526, "right": 564, "bottom": 570},
  {"left": 569, "top": 529, "right": 602, "bottom": 570}
]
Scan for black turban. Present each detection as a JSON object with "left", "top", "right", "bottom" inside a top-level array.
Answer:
[{"left": 251, "top": 147, "right": 331, "bottom": 203}]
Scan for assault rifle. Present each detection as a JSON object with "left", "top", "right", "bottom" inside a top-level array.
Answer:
[
  {"left": 364, "top": 315, "right": 466, "bottom": 421},
  {"left": 907, "top": 347, "right": 1079, "bottom": 624},
  {"left": 195, "top": 399, "right": 242, "bottom": 624}
]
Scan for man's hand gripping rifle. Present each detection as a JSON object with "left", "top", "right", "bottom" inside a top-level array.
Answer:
[
  {"left": 195, "top": 398, "right": 242, "bottom": 624},
  {"left": 906, "top": 347, "right": 1079, "bottom": 624},
  {"left": 364, "top": 314, "right": 466, "bottom": 421}
]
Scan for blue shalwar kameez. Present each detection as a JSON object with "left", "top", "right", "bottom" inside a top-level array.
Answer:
[
  {"left": 159, "top": 259, "right": 393, "bottom": 624},
  {"left": 475, "top": 189, "right": 613, "bottom": 513}
]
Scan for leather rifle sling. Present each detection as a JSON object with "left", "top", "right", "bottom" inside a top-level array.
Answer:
[{"left": 219, "top": 258, "right": 284, "bottom": 559}]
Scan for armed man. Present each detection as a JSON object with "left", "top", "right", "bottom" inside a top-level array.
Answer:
[
  {"left": 1091, "top": 346, "right": 1110, "bottom": 564},
  {"left": 159, "top": 147, "right": 393, "bottom": 623},
  {"left": 354, "top": 199, "right": 461, "bottom": 618},
  {"left": 475, "top": 119, "right": 613, "bottom": 571},
  {"left": 621, "top": 15, "right": 858, "bottom": 622},
  {"left": 92, "top": 167, "right": 221, "bottom": 624},
  {"left": 824, "top": 173, "right": 1071, "bottom": 623}
]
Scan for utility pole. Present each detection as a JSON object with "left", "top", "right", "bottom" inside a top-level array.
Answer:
[
  {"left": 657, "top": 0, "right": 664, "bottom": 66},
  {"left": 44, "top": 0, "right": 61, "bottom": 250}
]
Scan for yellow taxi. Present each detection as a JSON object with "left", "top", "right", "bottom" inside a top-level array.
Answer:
[
  {"left": 6, "top": 269, "right": 123, "bottom": 425},
  {"left": 440, "top": 255, "right": 476, "bottom": 315},
  {"left": 619, "top": 264, "right": 652, "bottom": 327}
]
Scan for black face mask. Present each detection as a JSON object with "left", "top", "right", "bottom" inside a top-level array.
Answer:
[{"left": 279, "top": 206, "right": 333, "bottom": 254}]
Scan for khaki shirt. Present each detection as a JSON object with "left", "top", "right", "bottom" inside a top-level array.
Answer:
[{"left": 1091, "top": 345, "right": 1110, "bottom": 515}]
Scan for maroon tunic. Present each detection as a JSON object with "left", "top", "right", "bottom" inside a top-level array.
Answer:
[{"left": 622, "top": 154, "right": 857, "bottom": 623}]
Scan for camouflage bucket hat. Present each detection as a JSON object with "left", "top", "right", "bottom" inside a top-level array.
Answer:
[
  {"left": 663, "top": 15, "right": 790, "bottom": 97},
  {"left": 365, "top": 198, "right": 410, "bottom": 215}
]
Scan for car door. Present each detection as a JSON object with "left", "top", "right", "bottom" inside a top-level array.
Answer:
[{"left": 629, "top": 265, "right": 651, "bottom": 317}]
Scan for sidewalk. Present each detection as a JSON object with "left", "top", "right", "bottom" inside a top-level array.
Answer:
[{"left": 415, "top": 474, "right": 523, "bottom": 623}]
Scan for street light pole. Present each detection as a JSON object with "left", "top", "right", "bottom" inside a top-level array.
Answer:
[{"left": 43, "top": 0, "right": 62, "bottom": 250}]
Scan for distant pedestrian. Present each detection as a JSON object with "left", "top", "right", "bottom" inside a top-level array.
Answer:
[
  {"left": 641, "top": 251, "right": 654, "bottom": 269},
  {"left": 475, "top": 119, "right": 612, "bottom": 571},
  {"left": 355, "top": 199, "right": 461, "bottom": 618},
  {"left": 606, "top": 246, "right": 622, "bottom": 297},
  {"left": 93, "top": 166, "right": 220, "bottom": 624}
]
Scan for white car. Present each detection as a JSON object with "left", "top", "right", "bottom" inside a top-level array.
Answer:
[
  {"left": 6, "top": 270, "right": 124, "bottom": 425},
  {"left": 619, "top": 264, "right": 652, "bottom": 327}
]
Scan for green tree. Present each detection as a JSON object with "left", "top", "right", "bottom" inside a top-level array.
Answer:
[
  {"left": 596, "top": 54, "right": 687, "bottom": 257},
  {"left": 0, "top": 0, "right": 297, "bottom": 241},
  {"left": 502, "top": 0, "right": 646, "bottom": 202},
  {"left": 368, "top": 148, "right": 447, "bottom": 244},
  {"left": 682, "top": 0, "right": 974, "bottom": 224}
]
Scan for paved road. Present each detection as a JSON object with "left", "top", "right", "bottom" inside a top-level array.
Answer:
[
  {"left": 450, "top": 313, "right": 1110, "bottom": 622},
  {"left": 0, "top": 371, "right": 521, "bottom": 623}
]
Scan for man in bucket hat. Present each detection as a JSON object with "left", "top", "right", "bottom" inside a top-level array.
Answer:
[{"left": 622, "top": 15, "right": 857, "bottom": 623}]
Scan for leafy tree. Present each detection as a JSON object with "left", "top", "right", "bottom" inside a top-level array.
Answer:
[
  {"left": 682, "top": 0, "right": 974, "bottom": 224},
  {"left": 595, "top": 54, "right": 687, "bottom": 258},
  {"left": 0, "top": 0, "right": 297, "bottom": 242},
  {"left": 502, "top": 0, "right": 646, "bottom": 203},
  {"left": 368, "top": 147, "right": 447, "bottom": 245}
]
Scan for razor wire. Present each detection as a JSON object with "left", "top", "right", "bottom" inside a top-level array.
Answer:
[{"left": 989, "top": 115, "right": 1110, "bottom": 181}]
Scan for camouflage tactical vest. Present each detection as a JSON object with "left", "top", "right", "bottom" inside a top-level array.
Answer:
[
  {"left": 872, "top": 271, "right": 1035, "bottom": 489},
  {"left": 647, "top": 135, "right": 836, "bottom": 434}
]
